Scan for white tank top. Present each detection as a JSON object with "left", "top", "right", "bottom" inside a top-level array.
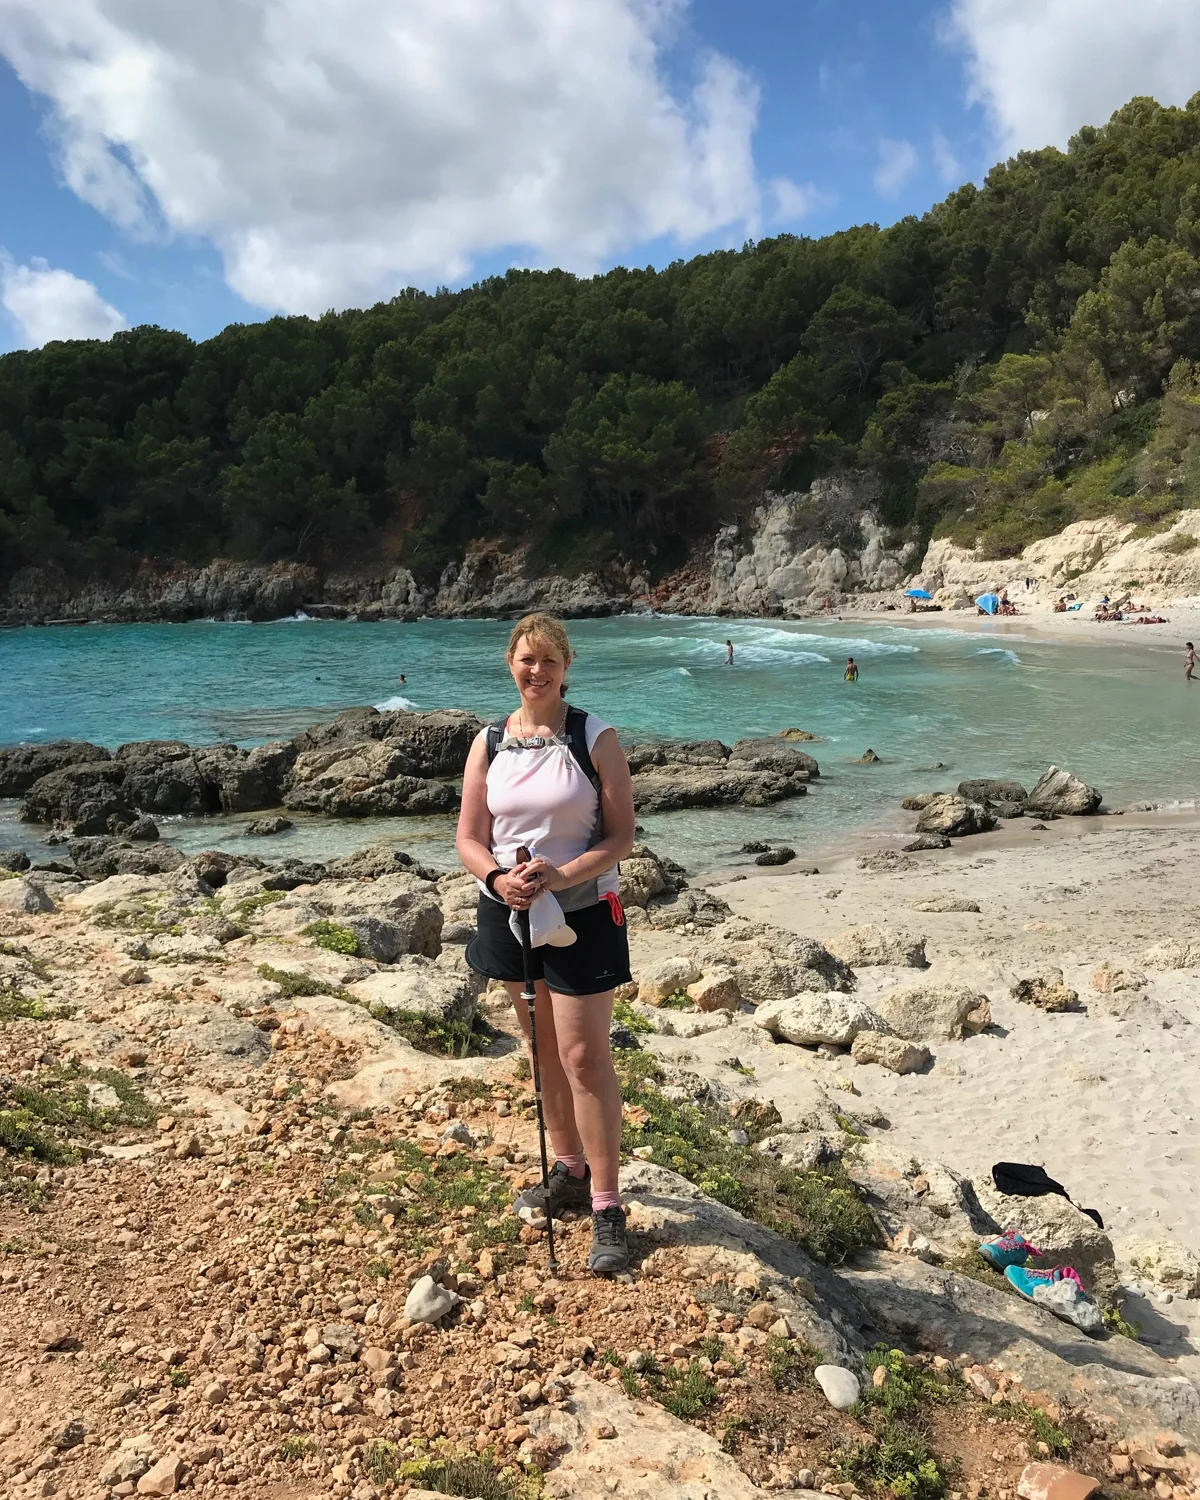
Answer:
[{"left": 479, "top": 711, "right": 619, "bottom": 912}]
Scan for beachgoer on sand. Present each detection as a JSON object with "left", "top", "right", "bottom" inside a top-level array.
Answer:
[
  {"left": 844, "top": 657, "right": 859, "bottom": 682},
  {"left": 456, "top": 612, "right": 637, "bottom": 1275}
]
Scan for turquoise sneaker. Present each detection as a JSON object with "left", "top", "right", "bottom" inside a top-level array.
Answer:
[
  {"left": 1004, "top": 1264, "right": 1084, "bottom": 1300},
  {"left": 978, "top": 1231, "right": 1042, "bottom": 1270}
]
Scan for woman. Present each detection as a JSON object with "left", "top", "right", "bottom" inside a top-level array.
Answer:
[{"left": 456, "top": 613, "right": 637, "bottom": 1273}]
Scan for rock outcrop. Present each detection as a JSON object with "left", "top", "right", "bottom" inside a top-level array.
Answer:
[
  {"left": 1025, "top": 766, "right": 1103, "bottom": 816},
  {"left": 626, "top": 738, "right": 813, "bottom": 813}
]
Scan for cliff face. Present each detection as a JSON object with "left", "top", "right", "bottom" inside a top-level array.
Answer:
[
  {"left": 0, "top": 476, "right": 917, "bottom": 626},
  {"left": 918, "top": 509, "right": 1200, "bottom": 602}
]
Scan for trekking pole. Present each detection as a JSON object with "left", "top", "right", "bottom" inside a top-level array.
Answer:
[{"left": 515, "top": 846, "right": 558, "bottom": 1276}]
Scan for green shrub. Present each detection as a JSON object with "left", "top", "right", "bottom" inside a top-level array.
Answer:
[
  {"left": 373, "top": 1007, "right": 492, "bottom": 1057},
  {"left": 615, "top": 1051, "right": 878, "bottom": 1266},
  {"left": 302, "top": 920, "right": 360, "bottom": 955},
  {"left": 612, "top": 997, "right": 654, "bottom": 1034},
  {"left": 234, "top": 890, "right": 286, "bottom": 918},
  {"left": 258, "top": 964, "right": 353, "bottom": 1001},
  {"left": 0, "top": 986, "right": 48, "bottom": 1023},
  {"left": 1160, "top": 530, "right": 1199, "bottom": 553}
]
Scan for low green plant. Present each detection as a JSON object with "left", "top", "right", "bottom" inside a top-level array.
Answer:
[
  {"left": 766, "top": 1333, "right": 815, "bottom": 1390},
  {"left": 302, "top": 920, "right": 360, "bottom": 955},
  {"left": 860, "top": 1347, "right": 959, "bottom": 1417},
  {"left": 0, "top": 986, "right": 49, "bottom": 1023},
  {"left": 615, "top": 1050, "right": 878, "bottom": 1266},
  {"left": 648, "top": 1359, "right": 719, "bottom": 1420},
  {"left": 835, "top": 1418, "right": 947, "bottom": 1500},
  {"left": 258, "top": 964, "right": 354, "bottom": 1001},
  {"left": 720, "top": 1415, "right": 749, "bottom": 1453},
  {"left": 235, "top": 890, "right": 286, "bottom": 918},
  {"left": 1159, "top": 531, "right": 1198, "bottom": 553},
  {"left": 1103, "top": 1306, "right": 1142, "bottom": 1339},
  {"left": 168, "top": 1367, "right": 190, "bottom": 1388},
  {"left": 658, "top": 988, "right": 695, "bottom": 1010},
  {"left": 0, "top": 942, "right": 52, "bottom": 979},
  {"left": 277, "top": 1434, "right": 314, "bottom": 1461},
  {"left": 611, "top": 996, "right": 654, "bottom": 1034},
  {"left": 397, "top": 1450, "right": 525, "bottom": 1499},
  {"left": 375, "top": 1007, "right": 493, "bottom": 1058}
]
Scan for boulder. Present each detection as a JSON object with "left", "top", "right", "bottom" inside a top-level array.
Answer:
[
  {"left": 853, "top": 749, "right": 882, "bottom": 764},
  {"left": 1140, "top": 938, "right": 1200, "bottom": 970},
  {"left": 974, "top": 1182, "right": 1117, "bottom": 1306},
  {"left": 730, "top": 738, "right": 819, "bottom": 777},
  {"left": 219, "top": 740, "right": 296, "bottom": 812},
  {"left": 67, "top": 836, "right": 185, "bottom": 881},
  {"left": 1011, "top": 970, "right": 1079, "bottom": 1012},
  {"left": 643, "top": 887, "right": 732, "bottom": 930},
  {"left": 753, "top": 993, "right": 888, "bottom": 1048},
  {"left": 957, "top": 778, "right": 1028, "bottom": 805},
  {"left": 125, "top": 816, "right": 160, "bottom": 841},
  {"left": 915, "top": 793, "right": 997, "bottom": 837},
  {"left": 754, "top": 846, "right": 795, "bottom": 866},
  {"left": 21, "top": 760, "right": 130, "bottom": 824},
  {"left": 291, "top": 707, "right": 482, "bottom": 776},
  {"left": 343, "top": 916, "right": 409, "bottom": 964},
  {"left": 328, "top": 840, "right": 436, "bottom": 881},
  {"left": 901, "top": 793, "right": 938, "bottom": 810},
  {"left": 913, "top": 895, "right": 979, "bottom": 912},
  {"left": 403, "top": 1275, "right": 459, "bottom": 1325},
  {"left": 827, "top": 924, "right": 927, "bottom": 968},
  {"left": 636, "top": 955, "right": 701, "bottom": 1006},
  {"left": 308, "top": 876, "right": 443, "bottom": 958},
  {"left": 0, "top": 849, "right": 31, "bottom": 871},
  {"left": 777, "top": 727, "right": 823, "bottom": 742},
  {"left": 814, "top": 1365, "right": 860, "bottom": 1410},
  {"left": 347, "top": 957, "right": 479, "bottom": 1027},
  {"left": 245, "top": 815, "right": 293, "bottom": 836},
  {"left": 618, "top": 845, "right": 681, "bottom": 908},
  {"left": 1090, "top": 961, "right": 1143, "bottom": 993},
  {"left": 0, "top": 739, "right": 111, "bottom": 797},
  {"left": 686, "top": 966, "right": 742, "bottom": 1013},
  {"left": 0, "top": 877, "right": 56, "bottom": 913},
  {"left": 850, "top": 1032, "right": 931, "bottom": 1075},
  {"left": 1024, "top": 766, "right": 1102, "bottom": 816},
  {"left": 697, "top": 919, "right": 854, "bottom": 1002},
  {"left": 629, "top": 761, "right": 808, "bottom": 813},
  {"left": 1120, "top": 1236, "right": 1200, "bottom": 1298},
  {"left": 874, "top": 983, "right": 992, "bottom": 1041},
  {"left": 903, "top": 834, "right": 951, "bottom": 852},
  {"left": 284, "top": 739, "right": 461, "bottom": 817}
]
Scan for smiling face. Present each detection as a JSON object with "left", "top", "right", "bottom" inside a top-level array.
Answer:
[{"left": 508, "top": 633, "right": 569, "bottom": 711}]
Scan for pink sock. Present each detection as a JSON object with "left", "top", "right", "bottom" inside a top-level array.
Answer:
[
  {"left": 591, "top": 1190, "right": 622, "bottom": 1211},
  {"left": 556, "top": 1153, "right": 587, "bottom": 1179}
]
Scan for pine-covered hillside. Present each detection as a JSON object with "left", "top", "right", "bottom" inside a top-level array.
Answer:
[{"left": 4, "top": 93, "right": 1200, "bottom": 586}]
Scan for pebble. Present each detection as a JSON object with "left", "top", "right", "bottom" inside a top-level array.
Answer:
[
  {"left": 202, "top": 1379, "right": 227, "bottom": 1405},
  {"left": 814, "top": 1365, "right": 861, "bottom": 1411}
]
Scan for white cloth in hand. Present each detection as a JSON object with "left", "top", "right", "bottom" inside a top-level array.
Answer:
[{"left": 509, "top": 887, "right": 576, "bottom": 948}]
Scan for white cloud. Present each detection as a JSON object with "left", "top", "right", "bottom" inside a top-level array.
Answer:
[
  {"left": 768, "top": 176, "right": 830, "bottom": 224},
  {"left": 873, "top": 137, "right": 919, "bottom": 198},
  {"left": 0, "top": 0, "right": 769, "bottom": 315},
  {"left": 946, "top": 0, "right": 1200, "bottom": 155},
  {"left": 931, "top": 129, "right": 962, "bottom": 185},
  {"left": 0, "top": 256, "right": 127, "bottom": 348}
]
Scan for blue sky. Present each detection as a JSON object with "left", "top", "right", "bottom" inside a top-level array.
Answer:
[{"left": 0, "top": 0, "right": 1196, "bottom": 351}]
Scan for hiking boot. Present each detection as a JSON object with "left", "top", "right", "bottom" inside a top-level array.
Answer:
[
  {"left": 588, "top": 1205, "right": 630, "bottom": 1275},
  {"left": 513, "top": 1161, "right": 592, "bottom": 1223}
]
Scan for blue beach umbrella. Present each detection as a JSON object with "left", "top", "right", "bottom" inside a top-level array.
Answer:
[
  {"left": 976, "top": 593, "right": 1000, "bottom": 614},
  {"left": 904, "top": 588, "right": 933, "bottom": 599}
]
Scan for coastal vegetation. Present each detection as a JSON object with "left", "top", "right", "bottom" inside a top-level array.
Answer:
[{"left": 3, "top": 94, "right": 1200, "bottom": 580}]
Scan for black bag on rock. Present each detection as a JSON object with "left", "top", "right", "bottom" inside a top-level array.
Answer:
[{"left": 991, "top": 1162, "right": 1105, "bottom": 1230}]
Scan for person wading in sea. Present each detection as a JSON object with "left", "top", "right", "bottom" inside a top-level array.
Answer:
[
  {"left": 844, "top": 656, "right": 859, "bottom": 682},
  {"left": 456, "top": 613, "right": 637, "bottom": 1273},
  {"left": 1187, "top": 641, "right": 1196, "bottom": 683}
]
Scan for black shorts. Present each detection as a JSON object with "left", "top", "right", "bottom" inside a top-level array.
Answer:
[{"left": 465, "top": 894, "right": 632, "bottom": 997}]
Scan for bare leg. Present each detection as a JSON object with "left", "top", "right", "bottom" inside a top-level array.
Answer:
[
  {"left": 547, "top": 989, "right": 622, "bottom": 1198},
  {"left": 505, "top": 980, "right": 583, "bottom": 1160}
]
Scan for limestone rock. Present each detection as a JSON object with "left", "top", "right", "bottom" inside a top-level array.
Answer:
[
  {"left": 903, "top": 833, "right": 952, "bottom": 852},
  {"left": 827, "top": 924, "right": 927, "bottom": 968},
  {"left": 754, "top": 993, "right": 888, "bottom": 1048},
  {"left": 958, "top": 778, "right": 1028, "bottom": 805},
  {"left": 0, "top": 848, "right": 31, "bottom": 871},
  {"left": 1025, "top": 766, "right": 1102, "bottom": 817},
  {"left": 874, "top": 983, "right": 992, "bottom": 1042},
  {"left": 1120, "top": 1236, "right": 1200, "bottom": 1298},
  {"left": 915, "top": 793, "right": 996, "bottom": 838},
  {"left": 1011, "top": 970, "right": 1079, "bottom": 1012},
  {"left": 913, "top": 895, "right": 980, "bottom": 913},
  {"left": 137, "top": 1455, "right": 184, "bottom": 1496},
  {"left": 730, "top": 738, "right": 820, "bottom": 778},
  {"left": 0, "top": 877, "right": 56, "bottom": 913},
  {"left": 284, "top": 738, "right": 461, "bottom": 817},
  {"left": 349, "top": 958, "right": 479, "bottom": 1027},
  {"left": 1140, "top": 938, "right": 1200, "bottom": 970},
  {"left": 637, "top": 955, "right": 701, "bottom": 1005},
  {"left": 1091, "top": 962, "right": 1144, "bottom": 993},
  {"left": 0, "top": 739, "right": 112, "bottom": 798},
  {"left": 1031, "top": 1278, "right": 1105, "bottom": 1336},
  {"left": 244, "top": 815, "right": 293, "bottom": 836},
  {"left": 404, "top": 1275, "right": 459, "bottom": 1324},
  {"left": 850, "top": 1032, "right": 931, "bottom": 1075},
  {"left": 696, "top": 918, "right": 854, "bottom": 1002},
  {"left": 814, "top": 1364, "right": 861, "bottom": 1410},
  {"left": 1017, "top": 1463, "right": 1100, "bottom": 1500},
  {"left": 630, "top": 757, "right": 809, "bottom": 813},
  {"left": 686, "top": 966, "right": 742, "bottom": 1013},
  {"left": 975, "top": 1183, "right": 1117, "bottom": 1305}
]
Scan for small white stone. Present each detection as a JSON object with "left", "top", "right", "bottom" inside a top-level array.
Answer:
[
  {"left": 403, "top": 1275, "right": 459, "bottom": 1325},
  {"left": 814, "top": 1364, "right": 861, "bottom": 1410}
]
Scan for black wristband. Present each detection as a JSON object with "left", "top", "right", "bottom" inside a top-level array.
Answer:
[{"left": 484, "top": 867, "right": 509, "bottom": 896}]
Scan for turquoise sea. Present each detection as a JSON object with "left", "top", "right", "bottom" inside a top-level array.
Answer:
[{"left": 2, "top": 615, "right": 1197, "bottom": 873}]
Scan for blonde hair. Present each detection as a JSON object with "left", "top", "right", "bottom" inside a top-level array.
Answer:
[{"left": 507, "top": 613, "right": 574, "bottom": 697}]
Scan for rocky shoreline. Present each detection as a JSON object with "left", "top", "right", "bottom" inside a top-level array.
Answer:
[{"left": 5, "top": 495, "right": 1200, "bottom": 630}]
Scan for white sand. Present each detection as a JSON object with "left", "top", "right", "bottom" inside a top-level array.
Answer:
[{"left": 695, "top": 813, "right": 1200, "bottom": 1255}]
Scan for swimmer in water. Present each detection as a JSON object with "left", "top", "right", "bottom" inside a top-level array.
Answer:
[
  {"left": 725, "top": 640, "right": 733, "bottom": 665},
  {"left": 844, "top": 657, "right": 859, "bottom": 682},
  {"left": 398, "top": 673, "right": 407, "bottom": 685}
]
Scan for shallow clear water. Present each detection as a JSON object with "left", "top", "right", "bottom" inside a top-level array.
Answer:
[{"left": 2, "top": 614, "right": 1196, "bottom": 873}]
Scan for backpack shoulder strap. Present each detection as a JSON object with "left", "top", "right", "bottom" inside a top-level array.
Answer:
[
  {"left": 564, "top": 706, "right": 601, "bottom": 792},
  {"left": 484, "top": 720, "right": 506, "bottom": 766}
]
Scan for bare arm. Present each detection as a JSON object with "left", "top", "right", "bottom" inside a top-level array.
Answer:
[
  {"left": 455, "top": 734, "right": 538, "bottom": 908},
  {"left": 525, "top": 728, "right": 636, "bottom": 892}
]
